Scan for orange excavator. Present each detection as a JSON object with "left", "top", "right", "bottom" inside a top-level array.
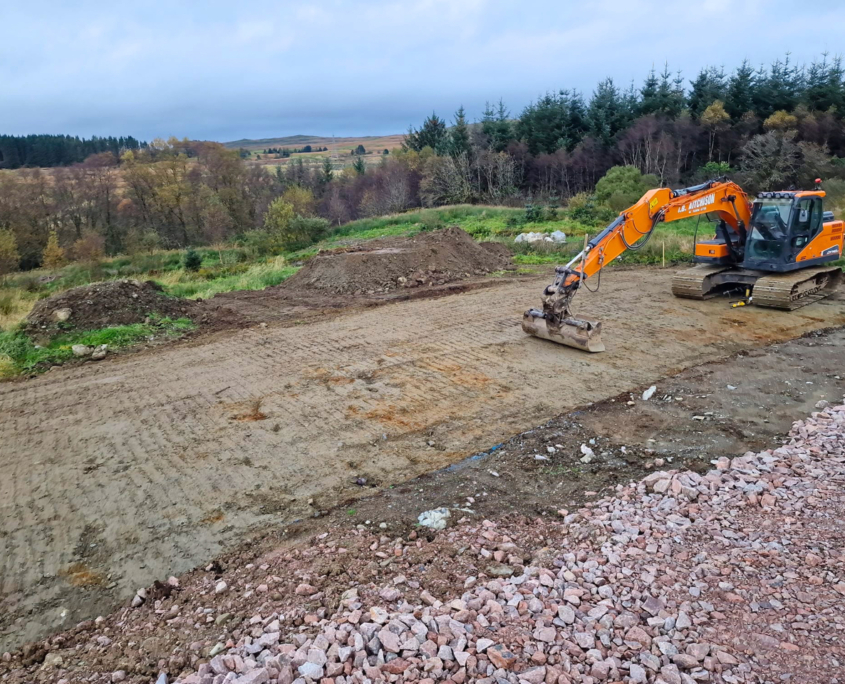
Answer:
[{"left": 523, "top": 178, "right": 844, "bottom": 352}]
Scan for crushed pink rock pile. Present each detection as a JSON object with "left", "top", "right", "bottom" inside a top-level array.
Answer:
[
  {"left": 2, "top": 399, "right": 843, "bottom": 684},
  {"left": 171, "top": 399, "right": 844, "bottom": 684}
]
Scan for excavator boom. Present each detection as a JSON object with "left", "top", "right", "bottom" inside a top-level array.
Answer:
[{"left": 523, "top": 179, "right": 752, "bottom": 351}]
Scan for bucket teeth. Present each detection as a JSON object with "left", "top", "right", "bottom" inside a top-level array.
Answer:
[{"left": 522, "top": 309, "right": 605, "bottom": 353}]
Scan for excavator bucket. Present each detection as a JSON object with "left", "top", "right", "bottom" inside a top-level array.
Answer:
[{"left": 522, "top": 309, "right": 605, "bottom": 353}]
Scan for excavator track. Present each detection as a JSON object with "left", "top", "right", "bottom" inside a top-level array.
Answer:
[
  {"left": 750, "top": 267, "right": 843, "bottom": 310},
  {"left": 671, "top": 265, "right": 734, "bottom": 300}
]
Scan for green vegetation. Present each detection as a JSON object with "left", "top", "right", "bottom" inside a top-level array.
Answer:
[
  {"left": 183, "top": 248, "right": 202, "bottom": 272},
  {"left": 0, "top": 316, "right": 194, "bottom": 378},
  {"left": 2, "top": 158, "right": 838, "bottom": 374}
]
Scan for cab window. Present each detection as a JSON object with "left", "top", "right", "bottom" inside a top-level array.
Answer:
[{"left": 792, "top": 198, "right": 822, "bottom": 238}]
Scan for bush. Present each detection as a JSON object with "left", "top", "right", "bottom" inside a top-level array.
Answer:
[
  {"left": 281, "top": 216, "right": 330, "bottom": 250},
  {"left": 184, "top": 249, "right": 202, "bottom": 272},
  {"left": 698, "top": 161, "right": 734, "bottom": 178},
  {"left": 71, "top": 231, "right": 106, "bottom": 263},
  {"left": 567, "top": 192, "right": 616, "bottom": 225},
  {"left": 524, "top": 203, "right": 542, "bottom": 223},
  {"left": 240, "top": 230, "right": 278, "bottom": 257},
  {"left": 594, "top": 166, "right": 659, "bottom": 211},
  {"left": 0, "top": 294, "right": 15, "bottom": 316},
  {"left": 419, "top": 211, "right": 445, "bottom": 232}
]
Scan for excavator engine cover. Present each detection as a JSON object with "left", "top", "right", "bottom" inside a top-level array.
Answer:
[{"left": 522, "top": 308, "right": 605, "bottom": 353}]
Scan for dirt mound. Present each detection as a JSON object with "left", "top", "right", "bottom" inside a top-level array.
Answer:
[
  {"left": 283, "top": 226, "right": 512, "bottom": 295},
  {"left": 26, "top": 280, "right": 195, "bottom": 337}
]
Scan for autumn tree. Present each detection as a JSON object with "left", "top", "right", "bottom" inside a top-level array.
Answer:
[
  {"left": 281, "top": 186, "right": 316, "bottom": 217},
  {"left": 263, "top": 198, "right": 294, "bottom": 233},
  {"left": 71, "top": 230, "right": 105, "bottom": 263},
  {"left": 701, "top": 100, "right": 730, "bottom": 160},
  {"left": 0, "top": 229, "right": 19, "bottom": 275},
  {"left": 764, "top": 110, "right": 799, "bottom": 132},
  {"left": 42, "top": 230, "right": 65, "bottom": 269}
]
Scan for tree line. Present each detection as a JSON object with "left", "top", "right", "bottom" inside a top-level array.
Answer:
[
  {"left": 402, "top": 54, "right": 845, "bottom": 204},
  {"left": 262, "top": 145, "right": 328, "bottom": 156},
  {"left": 1, "top": 53, "right": 844, "bottom": 274},
  {"left": 0, "top": 134, "right": 146, "bottom": 169}
]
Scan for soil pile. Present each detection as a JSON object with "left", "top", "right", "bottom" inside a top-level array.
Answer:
[
  {"left": 284, "top": 226, "right": 512, "bottom": 295},
  {"left": 26, "top": 280, "right": 195, "bottom": 337}
]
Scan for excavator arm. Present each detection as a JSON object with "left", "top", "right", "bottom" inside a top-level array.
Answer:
[{"left": 523, "top": 179, "right": 752, "bottom": 352}]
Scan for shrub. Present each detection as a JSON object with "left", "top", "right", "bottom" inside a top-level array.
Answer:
[
  {"left": 184, "top": 249, "right": 202, "bottom": 272},
  {"left": 0, "top": 354, "right": 15, "bottom": 379},
  {"left": 419, "top": 211, "right": 445, "bottom": 232},
  {"left": 524, "top": 203, "right": 542, "bottom": 223},
  {"left": 594, "top": 166, "right": 660, "bottom": 211},
  {"left": 280, "top": 216, "right": 330, "bottom": 250},
  {"left": 567, "top": 192, "right": 616, "bottom": 225},
  {"left": 0, "top": 294, "right": 15, "bottom": 316},
  {"left": 698, "top": 161, "right": 735, "bottom": 179},
  {"left": 240, "top": 230, "right": 278, "bottom": 257},
  {"left": 71, "top": 231, "right": 106, "bottom": 263}
]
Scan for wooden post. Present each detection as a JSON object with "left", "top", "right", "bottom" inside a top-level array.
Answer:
[{"left": 662, "top": 241, "right": 665, "bottom": 268}]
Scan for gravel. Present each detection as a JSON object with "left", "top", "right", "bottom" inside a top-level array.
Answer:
[
  {"left": 3, "top": 398, "right": 843, "bottom": 684},
  {"left": 170, "top": 396, "right": 845, "bottom": 684}
]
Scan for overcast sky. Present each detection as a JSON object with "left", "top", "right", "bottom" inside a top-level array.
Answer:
[{"left": 2, "top": 0, "right": 842, "bottom": 142}]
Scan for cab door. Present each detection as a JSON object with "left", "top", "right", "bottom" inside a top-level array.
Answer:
[{"left": 788, "top": 197, "right": 823, "bottom": 263}]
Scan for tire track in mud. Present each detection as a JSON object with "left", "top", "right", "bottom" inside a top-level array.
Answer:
[{"left": 1, "top": 268, "right": 844, "bottom": 649}]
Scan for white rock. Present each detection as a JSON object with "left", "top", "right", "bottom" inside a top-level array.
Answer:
[{"left": 418, "top": 508, "right": 451, "bottom": 530}]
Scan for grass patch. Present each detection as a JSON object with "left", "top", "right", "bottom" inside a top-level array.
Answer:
[
  {"left": 0, "top": 316, "right": 195, "bottom": 378},
  {"left": 156, "top": 256, "right": 300, "bottom": 299},
  {"left": 0, "top": 287, "right": 41, "bottom": 331}
]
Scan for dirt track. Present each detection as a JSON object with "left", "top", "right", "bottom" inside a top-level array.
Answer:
[{"left": 2, "top": 267, "right": 845, "bottom": 650}]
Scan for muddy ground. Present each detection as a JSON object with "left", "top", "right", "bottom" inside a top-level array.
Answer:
[{"left": 1, "top": 267, "right": 844, "bottom": 652}]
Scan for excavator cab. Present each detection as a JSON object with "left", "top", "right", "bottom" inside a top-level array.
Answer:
[{"left": 743, "top": 191, "right": 835, "bottom": 271}]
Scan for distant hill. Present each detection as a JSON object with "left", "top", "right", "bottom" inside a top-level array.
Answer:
[{"left": 224, "top": 134, "right": 404, "bottom": 152}]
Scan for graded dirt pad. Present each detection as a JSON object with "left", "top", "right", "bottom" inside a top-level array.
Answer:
[
  {"left": 282, "top": 226, "right": 513, "bottom": 295},
  {"left": 1, "top": 268, "right": 845, "bottom": 652},
  {"left": 1, "top": 335, "right": 843, "bottom": 683},
  {"left": 25, "top": 280, "right": 195, "bottom": 338}
]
